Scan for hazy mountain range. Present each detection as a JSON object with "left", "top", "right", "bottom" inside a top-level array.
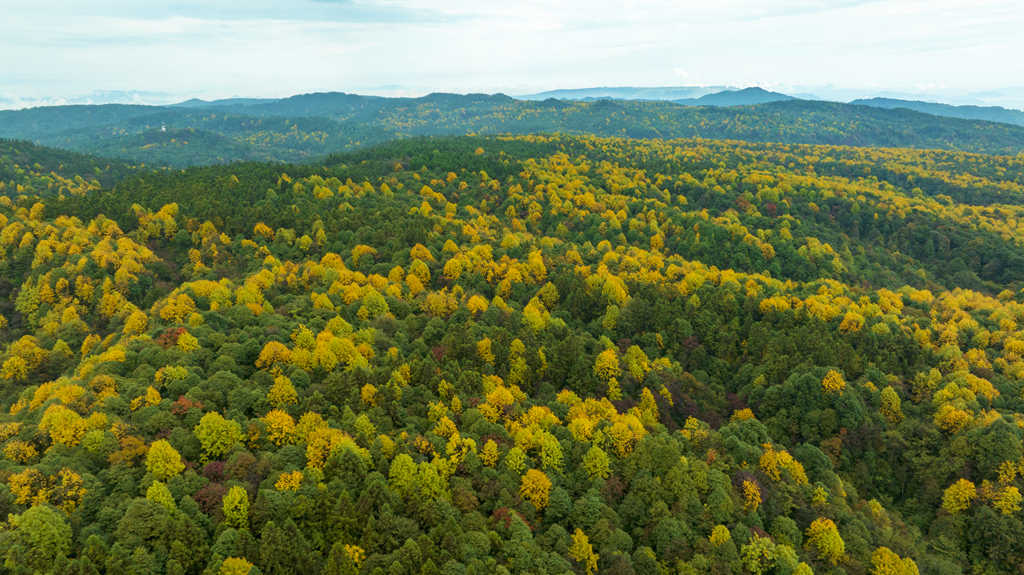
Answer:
[
  {"left": 3, "top": 88, "right": 1024, "bottom": 167},
  {"left": 673, "top": 87, "right": 795, "bottom": 106},
  {"left": 517, "top": 86, "right": 730, "bottom": 101},
  {"left": 851, "top": 97, "right": 1024, "bottom": 127}
]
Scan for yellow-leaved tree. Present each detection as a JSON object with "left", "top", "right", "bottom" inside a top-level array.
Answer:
[
  {"left": 569, "top": 528, "right": 599, "bottom": 575},
  {"left": 194, "top": 412, "right": 243, "bottom": 460},
  {"left": 870, "top": 546, "right": 919, "bottom": 575},
  {"left": 219, "top": 557, "right": 254, "bottom": 575},
  {"left": 582, "top": 445, "right": 610, "bottom": 480},
  {"left": 593, "top": 348, "right": 621, "bottom": 382},
  {"left": 821, "top": 369, "right": 846, "bottom": 394},
  {"left": 941, "top": 478, "right": 976, "bottom": 514},
  {"left": 222, "top": 485, "right": 249, "bottom": 528},
  {"left": 145, "top": 439, "right": 185, "bottom": 480},
  {"left": 806, "top": 517, "right": 845, "bottom": 565},
  {"left": 520, "top": 468, "right": 552, "bottom": 510}
]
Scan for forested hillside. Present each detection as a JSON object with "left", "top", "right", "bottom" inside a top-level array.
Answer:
[
  {"left": 0, "top": 139, "right": 140, "bottom": 199},
  {"left": 852, "top": 98, "right": 1024, "bottom": 127},
  {"left": 4, "top": 94, "right": 1024, "bottom": 167},
  {"left": 1, "top": 135, "right": 1024, "bottom": 574}
]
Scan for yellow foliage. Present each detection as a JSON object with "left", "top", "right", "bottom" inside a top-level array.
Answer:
[
  {"left": 569, "top": 529, "right": 599, "bottom": 575},
  {"left": 880, "top": 386, "right": 904, "bottom": 424},
  {"left": 593, "top": 348, "right": 621, "bottom": 382},
  {"left": 806, "top": 517, "right": 845, "bottom": 565},
  {"left": 220, "top": 557, "right": 254, "bottom": 575},
  {"left": 467, "top": 294, "right": 489, "bottom": 315},
  {"left": 159, "top": 293, "right": 197, "bottom": 324},
  {"left": 839, "top": 311, "right": 865, "bottom": 333},
  {"left": 759, "top": 444, "right": 809, "bottom": 485},
  {"left": 942, "top": 478, "right": 977, "bottom": 514},
  {"left": 993, "top": 485, "right": 1022, "bottom": 515},
  {"left": 4, "top": 440, "right": 38, "bottom": 463},
  {"left": 1, "top": 356, "right": 29, "bottom": 381},
  {"left": 934, "top": 404, "right": 972, "bottom": 434},
  {"left": 305, "top": 427, "right": 367, "bottom": 469},
  {"left": 256, "top": 341, "right": 292, "bottom": 369},
  {"left": 263, "top": 409, "right": 296, "bottom": 446},
  {"left": 520, "top": 468, "right": 552, "bottom": 510},
  {"left": 39, "top": 404, "right": 87, "bottom": 447},
  {"left": 476, "top": 337, "right": 495, "bottom": 364},
  {"left": 275, "top": 470, "right": 303, "bottom": 491},
  {"left": 0, "top": 422, "right": 22, "bottom": 441},
  {"left": 481, "top": 439, "right": 499, "bottom": 467},
  {"left": 268, "top": 375, "right": 298, "bottom": 407},
  {"left": 344, "top": 544, "right": 365, "bottom": 568},
  {"left": 822, "top": 369, "right": 846, "bottom": 394},
  {"left": 870, "top": 547, "right": 919, "bottom": 575},
  {"left": 146, "top": 439, "right": 185, "bottom": 480},
  {"left": 742, "top": 479, "right": 761, "bottom": 511},
  {"left": 177, "top": 330, "right": 200, "bottom": 352},
  {"left": 709, "top": 525, "right": 731, "bottom": 546},
  {"left": 732, "top": 408, "right": 756, "bottom": 422}
]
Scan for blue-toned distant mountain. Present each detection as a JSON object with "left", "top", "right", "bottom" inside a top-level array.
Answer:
[
  {"left": 675, "top": 87, "right": 796, "bottom": 107},
  {"left": 518, "top": 86, "right": 730, "bottom": 101},
  {"left": 3, "top": 92, "right": 1024, "bottom": 166},
  {"left": 171, "top": 97, "right": 279, "bottom": 109},
  {"left": 852, "top": 97, "right": 1024, "bottom": 127}
]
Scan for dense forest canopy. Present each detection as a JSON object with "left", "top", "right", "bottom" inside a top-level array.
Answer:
[
  {"left": 3, "top": 93, "right": 1024, "bottom": 167},
  {"left": 1, "top": 134, "right": 1024, "bottom": 574}
]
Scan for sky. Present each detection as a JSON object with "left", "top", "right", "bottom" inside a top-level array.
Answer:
[{"left": 2, "top": 0, "right": 1024, "bottom": 109}]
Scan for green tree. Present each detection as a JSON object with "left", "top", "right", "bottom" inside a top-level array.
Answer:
[
  {"left": 3, "top": 504, "right": 72, "bottom": 574},
  {"left": 806, "top": 517, "right": 845, "bottom": 565},
  {"left": 582, "top": 445, "right": 610, "bottom": 480},
  {"left": 323, "top": 541, "right": 359, "bottom": 575},
  {"left": 146, "top": 439, "right": 185, "bottom": 480},
  {"left": 222, "top": 486, "right": 249, "bottom": 528},
  {"left": 388, "top": 453, "right": 417, "bottom": 498},
  {"left": 194, "top": 412, "right": 243, "bottom": 460},
  {"left": 145, "top": 481, "right": 176, "bottom": 510}
]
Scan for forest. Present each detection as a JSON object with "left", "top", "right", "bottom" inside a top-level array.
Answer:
[
  {"left": 5, "top": 94, "right": 1024, "bottom": 167},
  {"left": 1, "top": 133, "right": 1024, "bottom": 574}
]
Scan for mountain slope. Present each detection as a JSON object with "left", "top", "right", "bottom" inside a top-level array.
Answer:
[
  {"left": 675, "top": 87, "right": 795, "bottom": 106},
  {"left": 0, "top": 138, "right": 140, "bottom": 194},
  {"left": 853, "top": 97, "right": 1024, "bottom": 126},
  {"left": 171, "top": 97, "right": 279, "bottom": 109},
  {"left": 3, "top": 135, "right": 1024, "bottom": 573},
  {"left": 3, "top": 94, "right": 1024, "bottom": 167},
  {"left": 517, "top": 85, "right": 728, "bottom": 101}
]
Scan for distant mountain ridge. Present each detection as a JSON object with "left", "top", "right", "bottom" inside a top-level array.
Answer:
[
  {"left": 518, "top": 86, "right": 731, "bottom": 101},
  {"left": 675, "top": 87, "right": 796, "bottom": 107},
  {"left": 171, "top": 97, "right": 279, "bottom": 109},
  {"left": 3, "top": 91, "right": 1024, "bottom": 166},
  {"left": 851, "top": 97, "right": 1024, "bottom": 127}
]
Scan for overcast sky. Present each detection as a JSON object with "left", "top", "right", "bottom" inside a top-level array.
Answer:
[{"left": 3, "top": 0, "right": 1024, "bottom": 108}]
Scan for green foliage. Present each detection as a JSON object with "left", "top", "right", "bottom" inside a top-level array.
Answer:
[
  {"left": 145, "top": 439, "right": 185, "bottom": 480},
  {"left": 145, "top": 481, "right": 175, "bottom": 510},
  {"left": 582, "top": 445, "right": 611, "bottom": 480},
  {"left": 5, "top": 94, "right": 1024, "bottom": 168},
  {"left": 1, "top": 134, "right": 1024, "bottom": 574},
  {"left": 221, "top": 486, "right": 249, "bottom": 529},
  {"left": 2, "top": 504, "right": 72, "bottom": 574},
  {"left": 194, "top": 412, "right": 243, "bottom": 461}
]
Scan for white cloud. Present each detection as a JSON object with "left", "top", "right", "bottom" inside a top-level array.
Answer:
[{"left": 1, "top": 0, "right": 1023, "bottom": 107}]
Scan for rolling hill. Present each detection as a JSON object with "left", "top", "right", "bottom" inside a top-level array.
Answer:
[
  {"left": 3, "top": 93, "right": 1024, "bottom": 167},
  {"left": 516, "top": 85, "right": 729, "bottom": 101},
  {"left": 674, "top": 87, "right": 795, "bottom": 106},
  {"left": 2, "top": 135, "right": 1024, "bottom": 573},
  {"left": 853, "top": 97, "right": 1024, "bottom": 127}
]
